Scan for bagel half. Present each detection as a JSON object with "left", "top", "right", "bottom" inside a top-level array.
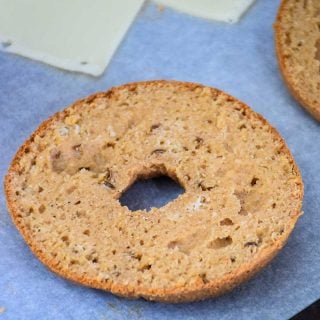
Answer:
[{"left": 5, "top": 81, "right": 303, "bottom": 302}]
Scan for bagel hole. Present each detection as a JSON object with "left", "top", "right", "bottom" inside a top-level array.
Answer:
[{"left": 119, "top": 170, "right": 184, "bottom": 212}]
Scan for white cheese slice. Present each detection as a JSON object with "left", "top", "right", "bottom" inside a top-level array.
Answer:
[
  {"left": 153, "top": 0, "right": 256, "bottom": 23},
  {"left": 0, "top": 0, "right": 144, "bottom": 76}
]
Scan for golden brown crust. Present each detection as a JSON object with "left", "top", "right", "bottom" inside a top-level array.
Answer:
[
  {"left": 4, "top": 80, "right": 303, "bottom": 303},
  {"left": 274, "top": 0, "right": 320, "bottom": 121}
]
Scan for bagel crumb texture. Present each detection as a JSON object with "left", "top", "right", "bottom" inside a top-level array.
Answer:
[
  {"left": 5, "top": 81, "right": 303, "bottom": 302},
  {"left": 275, "top": 0, "right": 320, "bottom": 120}
]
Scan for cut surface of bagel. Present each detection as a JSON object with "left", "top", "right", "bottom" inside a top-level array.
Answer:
[
  {"left": 275, "top": 0, "right": 320, "bottom": 120},
  {"left": 5, "top": 81, "right": 303, "bottom": 302}
]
